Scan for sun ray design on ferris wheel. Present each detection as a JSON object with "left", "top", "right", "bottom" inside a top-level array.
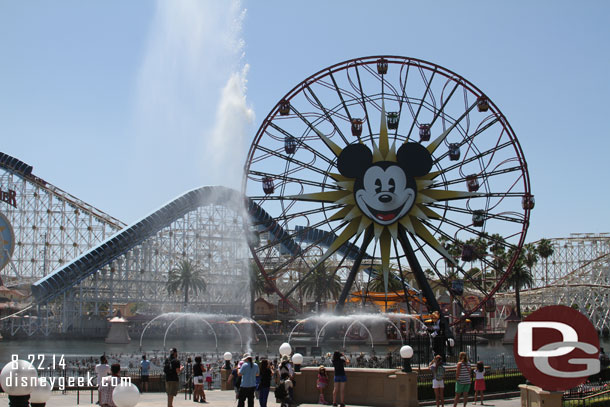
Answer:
[{"left": 287, "top": 101, "right": 480, "bottom": 290}]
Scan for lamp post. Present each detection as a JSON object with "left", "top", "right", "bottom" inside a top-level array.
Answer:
[
  {"left": 0, "top": 360, "right": 38, "bottom": 407},
  {"left": 112, "top": 381, "right": 140, "bottom": 407},
  {"left": 399, "top": 345, "right": 413, "bottom": 373},
  {"left": 292, "top": 353, "right": 303, "bottom": 373},
  {"left": 29, "top": 378, "right": 52, "bottom": 407},
  {"left": 223, "top": 352, "right": 232, "bottom": 370},
  {"left": 279, "top": 342, "right": 292, "bottom": 358}
]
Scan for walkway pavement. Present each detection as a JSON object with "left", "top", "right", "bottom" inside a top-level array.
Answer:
[{"left": 0, "top": 390, "right": 523, "bottom": 407}]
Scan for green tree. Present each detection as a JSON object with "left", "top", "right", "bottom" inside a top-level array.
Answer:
[
  {"left": 166, "top": 260, "right": 207, "bottom": 308},
  {"left": 300, "top": 261, "right": 342, "bottom": 307},
  {"left": 505, "top": 249, "right": 534, "bottom": 319},
  {"left": 368, "top": 268, "right": 403, "bottom": 293},
  {"left": 537, "top": 238, "right": 554, "bottom": 284},
  {"left": 250, "top": 261, "right": 270, "bottom": 299}
]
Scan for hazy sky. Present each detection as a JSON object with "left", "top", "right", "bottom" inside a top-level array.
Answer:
[{"left": 1, "top": 1, "right": 608, "bottom": 242}]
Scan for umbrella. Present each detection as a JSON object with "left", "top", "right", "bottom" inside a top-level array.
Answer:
[
  {"left": 237, "top": 317, "right": 253, "bottom": 324},
  {"left": 271, "top": 320, "right": 282, "bottom": 323},
  {"left": 424, "top": 319, "right": 433, "bottom": 323},
  {"left": 226, "top": 320, "right": 237, "bottom": 324}
]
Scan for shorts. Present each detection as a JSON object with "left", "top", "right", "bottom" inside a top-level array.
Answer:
[
  {"left": 455, "top": 382, "right": 471, "bottom": 394},
  {"left": 432, "top": 379, "right": 444, "bottom": 389},
  {"left": 205, "top": 376, "right": 213, "bottom": 383},
  {"left": 317, "top": 382, "right": 327, "bottom": 389},
  {"left": 165, "top": 380, "right": 179, "bottom": 396},
  {"left": 334, "top": 375, "right": 347, "bottom": 383},
  {"left": 474, "top": 379, "right": 486, "bottom": 391},
  {"left": 141, "top": 375, "right": 149, "bottom": 383},
  {"left": 193, "top": 376, "right": 204, "bottom": 385}
]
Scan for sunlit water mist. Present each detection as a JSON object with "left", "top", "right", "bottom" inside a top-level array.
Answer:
[
  {"left": 130, "top": 0, "right": 253, "bottom": 214},
  {"left": 132, "top": 0, "right": 254, "bottom": 337}
]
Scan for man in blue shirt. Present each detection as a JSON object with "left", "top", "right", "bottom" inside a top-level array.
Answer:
[
  {"left": 237, "top": 353, "right": 259, "bottom": 407},
  {"left": 140, "top": 355, "right": 150, "bottom": 392}
]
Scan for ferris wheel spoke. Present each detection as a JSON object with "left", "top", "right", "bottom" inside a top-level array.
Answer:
[
  {"left": 303, "top": 84, "right": 350, "bottom": 145},
  {"left": 254, "top": 218, "right": 348, "bottom": 255},
  {"left": 254, "top": 144, "right": 334, "bottom": 179},
  {"left": 249, "top": 170, "right": 340, "bottom": 191},
  {"left": 431, "top": 117, "right": 500, "bottom": 165},
  {"left": 254, "top": 204, "right": 344, "bottom": 225},
  {"left": 266, "top": 220, "right": 352, "bottom": 283},
  {"left": 353, "top": 64, "right": 374, "bottom": 138},
  {"left": 426, "top": 139, "right": 515, "bottom": 180},
  {"left": 392, "top": 63, "right": 412, "bottom": 143},
  {"left": 267, "top": 122, "right": 336, "bottom": 167},
  {"left": 289, "top": 105, "right": 343, "bottom": 157},
  {"left": 425, "top": 203, "right": 525, "bottom": 224},
  {"left": 406, "top": 69, "right": 437, "bottom": 141},
  {"left": 427, "top": 98, "right": 478, "bottom": 155},
  {"left": 336, "top": 226, "right": 375, "bottom": 312},
  {"left": 429, "top": 80, "right": 462, "bottom": 129},
  {"left": 428, "top": 165, "right": 525, "bottom": 190},
  {"left": 285, "top": 235, "right": 353, "bottom": 298}
]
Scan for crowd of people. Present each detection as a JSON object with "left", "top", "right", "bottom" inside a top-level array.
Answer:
[{"left": 88, "top": 347, "right": 490, "bottom": 407}]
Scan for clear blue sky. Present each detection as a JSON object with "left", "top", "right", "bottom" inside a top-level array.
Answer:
[{"left": 0, "top": 1, "right": 608, "bottom": 242}]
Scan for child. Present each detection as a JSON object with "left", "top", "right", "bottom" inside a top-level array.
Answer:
[
  {"left": 205, "top": 364, "right": 213, "bottom": 390},
  {"left": 474, "top": 361, "right": 485, "bottom": 405},
  {"left": 316, "top": 365, "right": 329, "bottom": 405},
  {"left": 429, "top": 355, "right": 445, "bottom": 407}
]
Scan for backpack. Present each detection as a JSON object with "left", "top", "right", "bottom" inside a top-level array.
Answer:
[
  {"left": 274, "top": 381, "right": 288, "bottom": 400},
  {"left": 163, "top": 358, "right": 171, "bottom": 375}
]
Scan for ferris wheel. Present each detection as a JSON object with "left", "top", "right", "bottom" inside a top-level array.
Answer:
[{"left": 243, "top": 56, "right": 532, "bottom": 321}]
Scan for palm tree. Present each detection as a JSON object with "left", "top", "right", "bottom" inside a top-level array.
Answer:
[
  {"left": 300, "top": 261, "right": 342, "bottom": 308},
  {"left": 505, "top": 250, "right": 534, "bottom": 318},
  {"left": 250, "top": 261, "right": 270, "bottom": 299},
  {"left": 368, "top": 268, "right": 403, "bottom": 293},
  {"left": 166, "top": 260, "right": 207, "bottom": 308},
  {"left": 537, "top": 238, "right": 554, "bottom": 285}
]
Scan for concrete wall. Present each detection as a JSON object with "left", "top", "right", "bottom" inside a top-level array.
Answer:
[
  {"left": 519, "top": 384, "right": 563, "bottom": 407},
  {"left": 293, "top": 367, "right": 418, "bottom": 407}
]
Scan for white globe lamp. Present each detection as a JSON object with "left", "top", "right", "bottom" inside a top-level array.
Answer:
[
  {"left": 448, "top": 338, "right": 455, "bottom": 347},
  {"left": 0, "top": 360, "right": 38, "bottom": 407},
  {"left": 223, "top": 351, "right": 232, "bottom": 370},
  {"left": 399, "top": 345, "right": 414, "bottom": 373},
  {"left": 29, "top": 377, "right": 53, "bottom": 407},
  {"left": 279, "top": 342, "right": 292, "bottom": 357},
  {"left": 112, "top": 381, "right": 140, "bottom": 407},
  {"left": 292, "top": 353, "right": 303, "bottom": 372}
]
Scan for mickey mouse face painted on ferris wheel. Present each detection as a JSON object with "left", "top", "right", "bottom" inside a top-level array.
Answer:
[{"left": 337, "top": 143, "right": 433, "bottom": 226}]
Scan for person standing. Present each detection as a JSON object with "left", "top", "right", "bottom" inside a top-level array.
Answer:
[
  {"left": 429, "top": 355, "right": 445, "bottom": 407},
  {"left": 316, "top": 365, "right": 330, "bottom": 405},
  {"left": 165, "top": 348, "right": 184, "bottom": 407},
  {"left": 237, "top": 353, "right": 260, "bottom": 407},
  {"left": 258, "top": 359, "right": 273, "bottom": 407},
  {"left": 205, "top": 364, "right": 213, "bottom": 390},
  {"left": 332, "top": 351, "right": 349, "bottom": 407},
  {"left": 140, "top": 355, "right": 150, "bottom": 393},
  {"left": 453, "top": 352, "right": 472, "bottom": 407},
  {"left": 99, "top": 363, "right": 121, "bottom": 407},
  {"left": 473, "top": 361, "right": 485, "bottom": 405},
  {"left": 95, "top": 355, "right": 111, "bottom": 405},
  {"left": 192, "top": 356, "right": 206, "bottom": 403}
]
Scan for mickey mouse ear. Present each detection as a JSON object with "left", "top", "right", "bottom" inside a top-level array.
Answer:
[
  {"left": 396, "top": 143, "right": 433, "bottom": 177},
  {"left": 337, "top": 143, "right": 373, "bottom": 178}
]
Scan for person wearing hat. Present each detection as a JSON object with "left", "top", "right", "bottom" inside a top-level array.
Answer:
[{"left": 237, "top": 353, "right": 259, "bottom": 407}]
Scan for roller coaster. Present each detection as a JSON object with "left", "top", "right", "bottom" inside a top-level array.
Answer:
[{"left": 1, "top": 151, "right": 609, "bottom": 337}]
